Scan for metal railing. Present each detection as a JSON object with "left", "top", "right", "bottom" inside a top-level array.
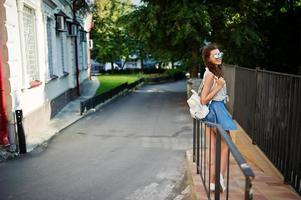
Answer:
[
  {"left": 192, "top": 118, "right": 255, "bottom": 200},
  {"left": 80, "top": 78, "right": 144, "bottom": 115},
  {"left": 224, "top": 65, "right": 301, "bottom": 195}
]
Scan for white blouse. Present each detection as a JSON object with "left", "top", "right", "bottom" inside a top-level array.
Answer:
[{"left": 198, "top": 68, "right": 229, "bottom": 102}]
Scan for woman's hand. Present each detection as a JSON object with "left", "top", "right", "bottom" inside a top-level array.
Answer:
[{"left": 215, "top": 77, "right": 225, "bottom": 88}]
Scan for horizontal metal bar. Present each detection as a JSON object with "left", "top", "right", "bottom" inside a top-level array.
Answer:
[
  {"left": 258, "top": 69, "right": 301, "bottom": 78},
  {"left": 235, "top": 66, "right": 257, "bottom": 72},
  {"left": 196, "top": 119, "right": 255, "bottom": 178}
]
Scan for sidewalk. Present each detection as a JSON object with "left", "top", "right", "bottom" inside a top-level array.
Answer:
[
  {"left": 0, "top": 77, "right": 99, "bottom": 161},
  {"left": 25, "top": 77, "right": 100, "bottom": 152},
  {"left": 186, "top": 122, "right": 301, "bottom": 200}
]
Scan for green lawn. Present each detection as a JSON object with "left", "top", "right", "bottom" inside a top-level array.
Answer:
[{"left": 95, "top": 74, "right": 142, "bottom": 95}]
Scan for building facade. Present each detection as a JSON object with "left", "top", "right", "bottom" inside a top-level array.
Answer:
[{"left": 0, "top": 0, "right": 92, "bottom": 147}]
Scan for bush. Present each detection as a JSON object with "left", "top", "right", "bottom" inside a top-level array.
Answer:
[
  {"left": 142, "top": 68, "right": 166, "bottom": 74},
  {"left": 98, "top": 68, "right": 166, "bottom": 74},
  {"left": 164, "top": 69, "right": 186, "bottom": 80}
]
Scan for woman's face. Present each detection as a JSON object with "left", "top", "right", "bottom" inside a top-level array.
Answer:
[{"left": 208, "top": 49, "right": 223, "bottom": 65}]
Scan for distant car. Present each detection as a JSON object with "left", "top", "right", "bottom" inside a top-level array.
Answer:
[
  {"left": 114, "top": 60, "right": 123, "bottom": 68},
  {"left": 173, "top": 61, "right": 182, "bottom": 68},
  {"left": 143, "top": 58, "right": 157, "bottom": 68},
  {"left": 91, "top": 59, "right": 104, "bottom": 75},
  {"left": 104, "top": 63, "right": 122, "bottom": 71}
]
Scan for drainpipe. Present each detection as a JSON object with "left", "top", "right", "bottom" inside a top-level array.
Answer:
[
  {"left": 0, "top": 48, "right": 9, "bottom": 146},
  {"left": 73, "top": 1, "right": 80, "bottom": 96}
]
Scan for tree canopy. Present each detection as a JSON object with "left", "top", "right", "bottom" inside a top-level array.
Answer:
[
  {"left": 122, "top": 0, "right": 301, "bottom": 76},
  {"left": 91, "top": 0, "right": 301, "bottom": 76},
  {"left": 90, "top": 0, "right": 133, "bottom": 68}
]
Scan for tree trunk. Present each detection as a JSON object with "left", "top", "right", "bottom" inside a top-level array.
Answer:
[
  {"left": 158, "top": 62, "right": 162, "bottom": 69},
  {"left": 111, "top": 62, "right": 114, "bottom": 73},
  {"left": 122, "top": 58, "right": 127, "bottom": 70},
  {"left": 171, "top": 59, "right": 175, "bottom": 69},
  {"left": 190, "top": 50, "right": 199, "bottom": 78},
  {"left": 140, "top": 58, "right": 144, "bottom": 73}
]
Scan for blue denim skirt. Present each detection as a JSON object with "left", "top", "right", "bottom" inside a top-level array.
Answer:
[{"left": 203, "top": 100, "right": 237, "bottom": 131}]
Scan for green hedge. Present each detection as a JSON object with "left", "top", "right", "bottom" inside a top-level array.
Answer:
[{"left": 164, "top": 69, "right": 186, "bottom": 80}]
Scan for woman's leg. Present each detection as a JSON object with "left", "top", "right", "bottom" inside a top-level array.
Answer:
[
  {"left": 220, "top": 140, "right": 229, "bottom": 177},
  {"left": 206, "top": 126, "right": 216, "bottom": 183},
  {"left": 220, "top": 131, "right": 231, "bottom": 176}
]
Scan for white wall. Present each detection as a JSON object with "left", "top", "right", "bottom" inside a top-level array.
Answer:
[{"left": 1, "top": 0, "right": 90, "bottom": 141}]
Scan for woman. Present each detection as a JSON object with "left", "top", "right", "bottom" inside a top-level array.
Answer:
[{"left": 199, "top": 43, "right": 237, "bottom": 192}]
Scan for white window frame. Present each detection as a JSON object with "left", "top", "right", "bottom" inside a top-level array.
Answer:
[
  {"left": 16, "top": 0, "right": 42, "bottom": 91},
  {"left": 42, "top": 0, "right": 60, "bottom": 82},
  {"left": 17, "top": 0, "right": 41, "bottom": 89},
  {"left": 46, "top": 17, "right": 57, "bottom": 79},
  {"left": 78, "top": 36, "right": 84, "bottom": 70},
  {"left": 61, "top": 32, "right": 68, "bottom": 74}
]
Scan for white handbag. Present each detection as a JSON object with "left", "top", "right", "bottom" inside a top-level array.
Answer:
[{"left": 187, "top": 89, "right": 209, "bottom": 119}]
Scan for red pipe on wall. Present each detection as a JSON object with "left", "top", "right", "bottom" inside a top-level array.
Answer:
[
  {"left": 0, "top": 48, "right": 9, "bottom": 146},
  {"left": 73, "top": 1, "right": 80, "bottom": 96}
]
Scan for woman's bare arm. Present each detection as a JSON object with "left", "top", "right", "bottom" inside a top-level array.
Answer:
[{"left": 200, "top": 74, "right": 225, "bottom": 105}]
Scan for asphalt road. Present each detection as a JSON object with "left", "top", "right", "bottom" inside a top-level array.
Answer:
[{"left": 0, "top": 80, "right": 193, "bottom": 200}]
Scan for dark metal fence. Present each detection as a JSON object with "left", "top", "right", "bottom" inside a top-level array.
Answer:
[
  {"left": 192, "top": 118, "right": 255, "bottom": 200},
  {"left": 232, "top": 67, "right": 257, "bottom": 140},
  {"left": 80, "top": 78, "right": 143, "bottom": 115},
  {"left": 225, "top": 65, "right": 301, "bottom": 195}
]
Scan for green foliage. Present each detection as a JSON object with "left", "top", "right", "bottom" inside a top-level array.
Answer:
[
  {"left": 164, "top": 69, "right": 186, "bottom": 80},
  {"left": 122, "top": 0, "right": 212, "bottom": 77},
  {"left": 91, "top": 0, "right": 133, "bottom": 66},
  {"left": 91, "top": 0, "right": 301, "bottom": 75},
  {"left": 122, "top": 0, "right": 301, "bottom": 75}
]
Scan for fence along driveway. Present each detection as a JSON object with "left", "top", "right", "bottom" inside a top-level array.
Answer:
[{"left": 224, "top": 65, "right": 301, "bottom": 195}]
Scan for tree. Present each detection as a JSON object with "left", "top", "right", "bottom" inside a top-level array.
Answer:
[
  {"left": 123, "top": 0, "right": 301, "bottom": 75},
  {"left": 91, "top": 0, "right": 133, "bottom": 71},
  {"left": 123, "top": 0, "right": 212, "bottom": 77}
]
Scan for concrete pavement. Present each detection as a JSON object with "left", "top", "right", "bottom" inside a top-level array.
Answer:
[{"left": 0, "top": 80, "right": 193, "bottom": 200}]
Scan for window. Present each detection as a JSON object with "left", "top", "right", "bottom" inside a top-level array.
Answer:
[
  {"left": 23, "top": 5, "right": 39, "bottom": 82},
  {"left": 46, "top": 17, "right": 56, "bottom": 79},
  {"left": 83, "top": 41, "right": 88, "bottom": 69},
  {"left": 61, "top": 33, "right": 66, "bottom": 72},
  {"left": 55, "top": 31, "right": 68, "bottom": 75},
  {"left": 78, "top": 38, "right": 84, "bottom": 70},
  {"left": 80, "top": 31, "right": 87, "bottom": 42},
  {"left": 67, "top": 22, "right": 78, "bottom": 37}
]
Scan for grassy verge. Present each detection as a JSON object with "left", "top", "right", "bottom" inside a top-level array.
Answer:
[{"left": 95, "top": 74, "right": 142, "bottom": 95}]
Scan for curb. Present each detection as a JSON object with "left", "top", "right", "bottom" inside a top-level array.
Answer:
[
  {"left": 0, "top": 146, "right": 18, "bottom": 162},
  {"left": 185, "top": 152, "right": 198, "bottom": 200},
  {"left": 185, "top": 150, "right": 207, "bottom": 200}
]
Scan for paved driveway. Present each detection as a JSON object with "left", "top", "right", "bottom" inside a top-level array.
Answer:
[{"left": 0, "top": 80, "right": 192, "bottom": 200}]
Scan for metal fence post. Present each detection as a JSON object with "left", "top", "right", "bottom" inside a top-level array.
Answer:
[
  {"left": 252, "top": 67, "right": 260, "bottom": 145},
  {"left": 215, "top": 129, "right": 222, "bottom": 200},
  {"left": 193, "top": 118, "right": 196, "bottom": 162},
  {"left": 196, "top": 119, "right": 200, "bottom": 174},
  {"left": 15, "top": 110, "right": 26, "bottom": 154},
  {"left": 245, "top": 176, "right": 253, "bottom": 200},
  {"left": 80, "top": 101, "right": 84, "bottom": 115}
]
